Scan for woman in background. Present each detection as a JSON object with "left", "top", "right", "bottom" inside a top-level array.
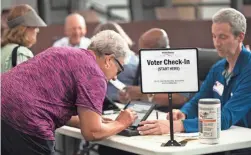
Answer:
[{"left": 1, "top": 4, "right": 47, "bottom": 73}]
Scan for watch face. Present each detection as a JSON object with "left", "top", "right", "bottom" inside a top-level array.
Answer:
[{"left": 147, "top": 94, "right": 155, "bottom": 102}]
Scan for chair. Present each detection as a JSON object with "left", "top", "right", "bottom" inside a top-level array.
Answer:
[
  {"left": 242, "top": 5, "right": 251, "bottom": 18},
  {"left": 197, "top": 48, "right": 221, "bottom": 81}
]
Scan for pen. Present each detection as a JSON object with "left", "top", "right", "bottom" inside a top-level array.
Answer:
[{"left": 156, "top": 111, "right": 159, "bottom": 120}]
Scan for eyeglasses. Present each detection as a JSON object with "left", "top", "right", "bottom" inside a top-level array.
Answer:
[
  {"left": 113, "top": 57, "right": 124, "bottom": 75},
  {"left": 104, "top": 53, "right": 124, "bottom": 75}
]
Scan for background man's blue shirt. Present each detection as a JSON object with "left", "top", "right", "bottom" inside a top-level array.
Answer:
[
  {"left": 181, "top": 47, "right": 251, "bottom": 132},
  {"left": 106, "top": 52, "right": 139, "bottom": 101}
]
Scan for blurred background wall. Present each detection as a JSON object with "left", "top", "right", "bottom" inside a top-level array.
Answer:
[
  {"left": 3, "top": 0, "right": 249, "bottom": 24},
  {"left": 1, "top": 0, "right": 250, "bottom": 54}
]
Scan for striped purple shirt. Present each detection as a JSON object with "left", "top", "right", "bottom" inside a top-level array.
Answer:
[{"left": 1, "top": 47, "right": 107, "bottom": 140}]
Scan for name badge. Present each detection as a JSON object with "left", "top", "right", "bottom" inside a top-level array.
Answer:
[{"left": 213, "top": 81, "right": 224, "bottom": 96}]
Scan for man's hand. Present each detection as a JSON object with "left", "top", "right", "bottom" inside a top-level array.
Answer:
[
  {"left": 115, "top": 109, "right": 138, "bottom": 128},
  {"left": 137, "top": 120, "right": 185, "bottom": 135},
  {"left": 137, "top": 120, "right": 169, "bottom": 135},
  {"left": 166, "top": 109, "right": 186, "bottom": 120}
]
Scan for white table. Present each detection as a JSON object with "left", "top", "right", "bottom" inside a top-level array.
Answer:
[{"left": 56, "top": 112, "right": 251, "bottom": 155}]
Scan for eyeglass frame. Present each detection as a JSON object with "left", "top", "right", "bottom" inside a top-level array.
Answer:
[{"left": 104, "top": 53, "right": 124, "bottom": 75}]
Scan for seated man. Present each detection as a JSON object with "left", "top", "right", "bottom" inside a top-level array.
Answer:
[
  {"left": 119, "top": 28, "right": 191, "bottom": 109},
  {"left": 137, "top": 8, "right": 251, "bottom": 139},
  {"left": 53, "top": 13, "right": 90, "bottom": 49}
]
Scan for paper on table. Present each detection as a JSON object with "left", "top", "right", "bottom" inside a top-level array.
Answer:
[
  {"left": 175, "top": 132, "right": 199, "bottom": 138},
  {"left": 126, "top": 134, "right": 197, "bottom": 144},
  {"left": 110, "top": 79, "right": 126, "bottom": 91}
]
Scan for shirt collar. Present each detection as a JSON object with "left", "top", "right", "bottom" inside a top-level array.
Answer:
[
  {"left": 68, "top": 37, "right": 83, "bottom": 48},
  {"left": 222, "top": 45, "right": 250, "bottom": 77}
]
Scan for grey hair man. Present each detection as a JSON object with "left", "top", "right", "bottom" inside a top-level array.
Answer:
[
  {"left": 137, "top": 10, "right": 251, "bottom": 155},
  {"left": 53, "top": 13, "right": 90, "bottom": 48},
  {"left": 212, "top": 8, "right": 250, "bottom": 52},
  {"left": 1, "top": 30, "right": 137, "bottom": 155}
]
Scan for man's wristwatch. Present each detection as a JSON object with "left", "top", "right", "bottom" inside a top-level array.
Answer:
[{"left": 147, "top": 94, "right": 155, "bottom": 102}]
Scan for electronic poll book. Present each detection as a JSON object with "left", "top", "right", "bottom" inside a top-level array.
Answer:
[{"left": 117, "top": 101, "right": 156, "bottom": 136}]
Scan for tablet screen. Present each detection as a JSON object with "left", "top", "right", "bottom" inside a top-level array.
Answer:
[{"left": 124, "top": 101, "right": 155, "bottom": 127}]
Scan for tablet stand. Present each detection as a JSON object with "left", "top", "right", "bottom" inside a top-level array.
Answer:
[{"left": 162, "top": 93, "right": 181, "bottom": 146}]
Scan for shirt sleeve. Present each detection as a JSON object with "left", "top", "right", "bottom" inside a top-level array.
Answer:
[
  {"left": 182, "top": 64, "right": 251, "bottom": 133},
  {"left": 53, "top": 37, "right": 69, "bottom": 47},
  {"left": 16, "top": 47, "right": 34, "bottom": 65},
  {"left": 75, "top": 73, "right": 107, "bottom": 115},
  {"left": 181, "top": 66, "right": 216, "bottom": 132},
  {"left": 182, "top": 118, "right": 198, "bottom": 133},
  {"left": 220, "top": 65, "right": 251, "bottom": 130},
  {"left": 52, "top": 41, "right": 60, "bottom": 47},
  {"left": 181, "top": 66, "right": 215, "bottom": 118}
]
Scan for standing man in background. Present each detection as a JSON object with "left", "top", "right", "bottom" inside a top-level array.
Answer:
[{"left": 53, "top": 13, "right": 90, "bottom": 49}]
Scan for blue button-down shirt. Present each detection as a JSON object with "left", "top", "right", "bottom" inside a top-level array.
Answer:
[{"left": 181, "top": 47, "right": 251, "bottom": 132}]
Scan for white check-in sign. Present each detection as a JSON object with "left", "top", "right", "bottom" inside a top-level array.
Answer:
[{"left": 139, "top": 48, "right": 199, "bottom": 93}]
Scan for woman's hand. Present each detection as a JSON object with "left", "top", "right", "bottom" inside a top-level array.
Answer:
[
  {"left": 115, "top": 109, "right": 138, "bottom": 128},
  {"left": 78, "top": 108, "right": 137, "bottom": 141},
  {"left": 166, "top": 109, "right": 186, "bottom": 120}
]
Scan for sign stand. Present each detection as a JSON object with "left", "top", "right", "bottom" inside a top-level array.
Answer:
[
  {"left": 162, "top": 93, "right": 181, "bottom": 146},
  {"left": 139, "top": 48, "right": 199, "bottom": 147}
]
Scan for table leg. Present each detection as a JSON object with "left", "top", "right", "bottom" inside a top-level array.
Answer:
[
  {"left": 224, "top": 151, "right": 231, "bottom": 155},
  {"left": 62, "top": 135, "right": 66, "bottom": 155}
]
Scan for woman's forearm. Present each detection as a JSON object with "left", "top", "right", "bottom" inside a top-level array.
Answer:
[
  {"left": 88, "top": 121, "right": 125, "bottom": 141},
  {"left": 66, "top": 116, "right": 80, "bottom": 128},
  {"left": 78, "top": 108, "right": 135, "bottom": 141},
  {"left": 67, "top": 116, "right": 126, "bottom": 141}
]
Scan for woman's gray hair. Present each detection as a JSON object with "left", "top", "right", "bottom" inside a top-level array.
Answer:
[
  {"left": 88, "top": 30, "right": 129, "bottom": 59},
  {"left": 212, "top": 8, "right": 246, "bottom": 36}
]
